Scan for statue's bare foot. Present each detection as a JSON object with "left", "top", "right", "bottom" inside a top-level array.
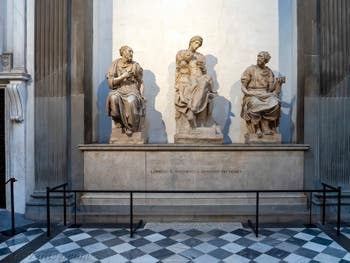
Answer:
[
  {"left": 263, "top": 130, "right": 274, "bottom": 135},
  {"left": 256, "top": 129, "right": 263, "bottom": 138},
  {"left": 261, "top": 120, "right": 273, "bottom": 135},
  {"left": 125, "top": 130, "right": 133, "bottom": 137},
  {"left": 187, "top": 110, "right": 194, "bottom": 121}
]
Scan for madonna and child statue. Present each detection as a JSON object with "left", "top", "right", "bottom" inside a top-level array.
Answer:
[{"left": 173, "top": 36, "right": 223, "bottom": 144}]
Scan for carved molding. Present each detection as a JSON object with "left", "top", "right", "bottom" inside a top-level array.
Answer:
[
  {"left": 1, "top": 52, "right": 13, "bottom": 72},
  {"left": 0, "top": 72, "right": 31, "bottom": 81},
  {"left": 6, "top": 82, "right": 26, "bottom": 122}
]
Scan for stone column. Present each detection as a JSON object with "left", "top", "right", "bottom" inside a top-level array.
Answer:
[
  {"left": 12, "top": 0, "right": 26, "bottom": 72},
  {"left": 4, "top": 80, "right": 28, "bottom": 213},
  {"left": 0, "top": 0, "right": 31, "bottom": 213}
]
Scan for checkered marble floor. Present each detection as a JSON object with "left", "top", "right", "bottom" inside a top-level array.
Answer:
[
  {"left": 0, "top": 228, "right": 46, "bottom": 261},
  {"left": 18, "top": 223, "right": 350, "bottom": 263},
  {"left": 340, "top": 227, "right": 350, "bottom": 240}
]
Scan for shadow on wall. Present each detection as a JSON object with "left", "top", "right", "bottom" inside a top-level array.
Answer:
[
  {"left": 280, "top": 93, "right": 295, "bottom": 143},
  {"left": 278, "top": 0, "right": 294, "bottom": 142},
  {"left": 97, "top": 79, "right": 111, "bottom": 143},
  {"left": 165, "top": 62, "right": 176, "bottom": 142},
  {"left": 206, "top": 54, "right": 234, "bottom": 143},
  {"left": 144, "top": 70, "right": 168, "bottom": 143},
  {"left": 273, "top": 70, "right": 294, "bottom": 143},
  {"left": 230, "top": 80, "right": 242, "bottom": 141}
]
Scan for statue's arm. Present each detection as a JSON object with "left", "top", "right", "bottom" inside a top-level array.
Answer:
[
  {"left": 241, "top": 84, "right": 251, "bottom": 96},
  {"left": 241, "top": 67, "right": 252, "bottom": 96},
  {"left": 133, "top": 63, "right": 144, "bottom": 93},
  {"left": 197, "top": 53, "right": 207, "bottom": 74},
  {"left": 267, "top": 69, "right": 275, "bottom": 92},
  {"left": 106, "top": 61, "right": 129, "bottom": 89},
  {"left": 112, "top": 73, "right": 130, "bottom": 87},
  {"left": 106, "top": 63, "right": 117, "bottom": 89},
  {"left": 272, "top": 76, "right": 286, "bottom": 95}
]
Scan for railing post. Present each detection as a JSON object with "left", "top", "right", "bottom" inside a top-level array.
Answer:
[
  {"left": 309, "top": 193, "right": 313, "bottom": 225},
  {"left": 256, "top": 191, "right": 259, "bottom": 237},
  {"left": 74, "top": 191, "right": 77, "bottom": 226},
  {"left": 130, "top": 192, "right": 133, "bottom": 238},
  {"left": 322, "top": 184, "right": 326, "bottom": 225},
  {"left": 10, "top": 178, "right": 16, "bottom": 236},
  {"left": 337, "top": 186, "right": 341, "bottom": 236},
  {"left": 46, "top": 187, "right": 51, "bottom": 237},
  {"left": 63, "top": 184, "right": 67, "bottom": 226}
]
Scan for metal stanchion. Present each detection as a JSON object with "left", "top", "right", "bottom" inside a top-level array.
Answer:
[
  {"left": 10, "top": 178, "right": 16, "bottom": 236},
  {"left": 74, "top": 191, "right": 77, "bottom": 227},
  {"left": 256, "top": 191, "right": 259, "bottom": 237},
  {"left": 322, "top": 184, "right": 326, "bottom": 225},
  {"left": 46, "top": 187, "right": 51, "bottom": 237},
  {"left": 63, "top": 184, "right": 67, "bottom": 226},
  {"left": 130, "top": 192, "right": 133, "bottom": 238},
  {"left": 309, "top": 193, "right": 313, "bottom": 225},
  {"left": 337, "top": 187, "right": 341, "bottom": 236}
]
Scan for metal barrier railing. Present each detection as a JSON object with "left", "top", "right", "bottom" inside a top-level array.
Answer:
[
  {"left": 46, "top": 184, "right": 342, "bottom": 238},
  {"left": 1, "top": 178, "right": 17, "bottom": 236}
]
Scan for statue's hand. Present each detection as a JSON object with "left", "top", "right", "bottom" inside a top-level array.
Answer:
[
  {"left": 243, "top": 90, "right": 253, "bottom": 96},
  {"left": 277, "top": 76, "right": 286, "bottom": 84},
  {"left": 121, "top": 72, "right": 131, "bottom": 79}
]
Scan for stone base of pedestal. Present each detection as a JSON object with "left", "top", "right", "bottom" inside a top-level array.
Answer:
[
  {"left": 174, "top": 126, "right": 223, "bottom": 144},
  {"left": 245, "top": 133, "right": 282, "bottom": 144},
  {"left": 77, "top": 144, "right": 309, "bottom": 222},
  {"left": 109, "top": 127, "right": 146, "bottom": 144},
  {"left": 77, "top": 191, "right": 312, "bottom": 223}
]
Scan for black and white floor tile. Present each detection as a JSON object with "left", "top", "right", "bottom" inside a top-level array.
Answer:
[
  {"left": 0, "top": 228, "right": 46, "bottom": 261},
  {"left": 16, "top": 223, "right": 350, "bottom": 263},
  {"left": 340, "top": 227, "right": 350, "bottom": 240}
]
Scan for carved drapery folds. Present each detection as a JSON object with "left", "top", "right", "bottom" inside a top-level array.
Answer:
[{"left": 6, "top": 82, "right": 25, "bottom": 122}]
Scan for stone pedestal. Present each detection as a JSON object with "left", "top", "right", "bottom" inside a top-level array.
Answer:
[
  {"left": 109, "top": 127, "right": 146, "bottom": 144},
  {"left": 79, "top": 144, "right": 309, "bottom": 221},
  {"left": 245, "top": 133, "right": 282, "bottom": 144},
  {"left": 174, "top": 125, "right": 223, "bottom": 144}
]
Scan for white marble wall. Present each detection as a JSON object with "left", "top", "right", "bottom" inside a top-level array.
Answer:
[
  {"left": 25, "top": 0, "right": 36, "bottom": 213},
  {"left": 0, "top": 0, "right": 5, "bottom": 70},
  {"left": 93, "top": 0, "right": 113, "bottom": 143},
  {"left": 0, "top": 0, "right": 35, "bottom": 214},
  {"left": 94, "top": 0, "right": 297, "bottom": 143}
]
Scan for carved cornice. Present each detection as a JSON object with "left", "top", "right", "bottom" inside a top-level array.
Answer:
[
  {"left": 0, "top": 72, "right": 31, "bottom": 82},
  {"left": 79, "top": 144, "right": 310, "bottom": 152}
]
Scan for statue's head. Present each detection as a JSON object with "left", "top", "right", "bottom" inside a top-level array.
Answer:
[
  {"left": 257, "top": 51, "right": 271, "bottom": 67},
  {"left": 182, "top": 50, "right": 193, "bottom": 63},
  {"left": 188, "top": 36, "right": 203, "bottom": 51},
  {"left": 119, "top": 46, "right": 133, "bottom": 62}
]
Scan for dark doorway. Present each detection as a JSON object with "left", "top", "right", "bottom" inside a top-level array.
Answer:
[{"left": 0, "top": 88, "right": 5, "bottom": 208}]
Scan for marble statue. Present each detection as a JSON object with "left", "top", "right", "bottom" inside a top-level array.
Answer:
[
  {"left": 174, "top": 36, "right": 223, "bottom": 143},
  {"left": 240, "top": 51, "right": 285, "bottom": 143},
  {"left": 106, "top": 46, "right": 146, "bottom": 143}
]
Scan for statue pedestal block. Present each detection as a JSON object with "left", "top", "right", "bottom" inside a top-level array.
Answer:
[
  {"left": 174, "top": 126, "right": 223, "bottom": 144},
  {"left": 245, "top": 133, "right": 282, "bottom": 144},
  {"left": 78, "top": 144, "right": 309, "bottom": 222},
  {"left": 109, "top": 127, "right": 146, "bottom": 144}
]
